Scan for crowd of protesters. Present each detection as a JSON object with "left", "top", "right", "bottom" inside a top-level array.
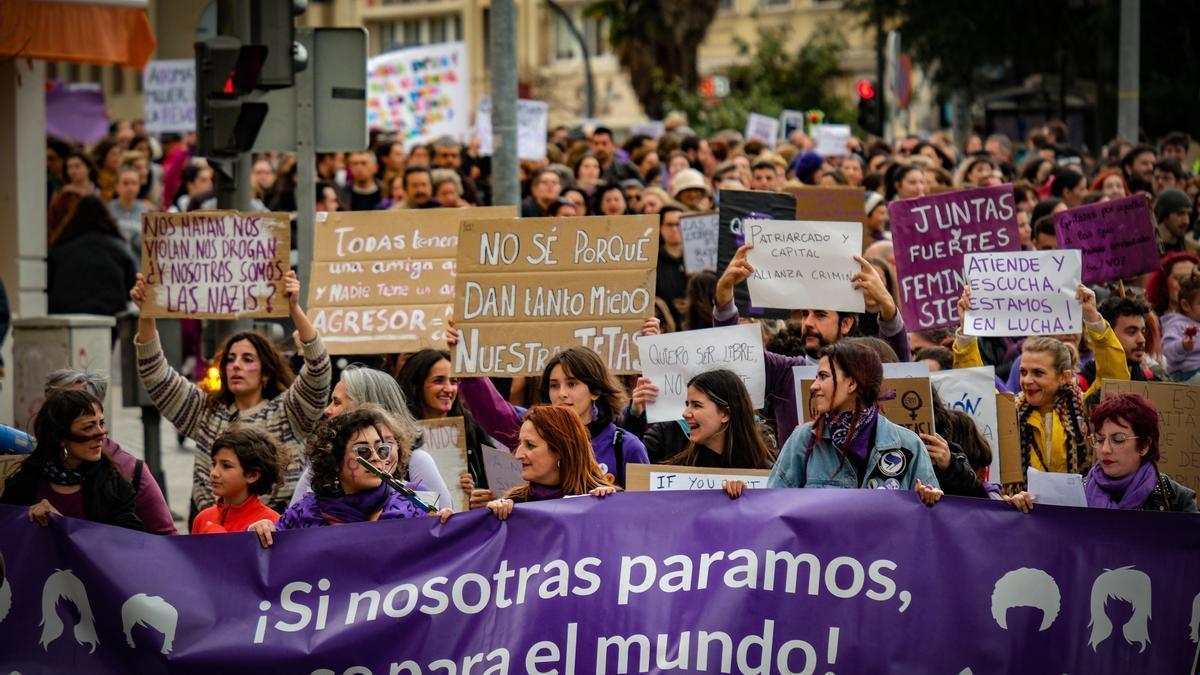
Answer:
[{"left": 6, "top": 111, "right": 1198, "bottom": 541}]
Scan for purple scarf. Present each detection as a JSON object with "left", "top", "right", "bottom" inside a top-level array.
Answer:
[
  {"left": 527, "top": 483, "right": 565, "bottom": 502},
  {"left": 1084, "top": 461, "right": 1159, "bottom": 510},
  {"left": 278, "top": 484, "right": 426, "bottom": 529},
  {"left": 821, "top": 404, "right": 880, "bottom": 467}
]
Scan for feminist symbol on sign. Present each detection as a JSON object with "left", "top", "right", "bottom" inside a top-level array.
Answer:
[{"left": 901, "top": 390, "right": 923, "bottom": 421}]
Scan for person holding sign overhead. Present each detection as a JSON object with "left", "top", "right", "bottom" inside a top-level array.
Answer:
[
  {"left": 714, "top": 243, "right": 911, "bottom": 446},
  {"left": 762, "top": 341, "right": 941, "bottom": 501},
  {"left": 953, "top": 285, "right": 1127, "bottom": 480},
  {"left": 483, "top": 406, "right": 617, "bottom": 521},
  {"left": 130, "top": 270, "right": 331, "bottom": 515}
]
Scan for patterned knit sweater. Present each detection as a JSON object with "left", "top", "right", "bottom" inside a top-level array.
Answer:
[{"left": 135, "top": 333, "right": 331, "bottom": 513}]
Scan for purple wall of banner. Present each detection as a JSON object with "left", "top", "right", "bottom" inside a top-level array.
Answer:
[{"left": 1, "top": 491, "right": 1198, "bottom": 674}]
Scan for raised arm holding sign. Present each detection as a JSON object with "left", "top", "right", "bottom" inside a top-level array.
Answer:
[{"left": 962, "top": 250, "right": 1082, "bottom": 337}]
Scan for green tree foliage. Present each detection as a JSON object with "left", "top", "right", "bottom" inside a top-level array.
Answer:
[
  {"left": 658, "top": 24, "right": 857, "bottom": 138},
  {"left": 585, "top": 0, "right": 721, "bottom": 119}
]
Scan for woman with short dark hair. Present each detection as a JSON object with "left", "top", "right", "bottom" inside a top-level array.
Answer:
[
  {"left": 1084, "top": 393, "right": 1195, "bottom": 512},
  {"left": 2, "top": 390, "right": 142, "bottom": 530}
]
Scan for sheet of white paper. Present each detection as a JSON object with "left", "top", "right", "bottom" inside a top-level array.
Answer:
[
  {"left": 963, "top": 250, "right": 1082, "bottom": 337},
  {"left": 636, "top": 323, "right": 766, "bottom": 423},
  {"left": 482, "top": 446, "right": 525, "bottom": 497},
  {"left": 680, "top": 212, "right": 719, "bottom": 272},
  {"left": 813, "top": 124, "right": 851, "bottom": 156},
  {"left": 648, "top": 471, "right": 770, "bottom": 491},
  {"left": 744, "top": 113, "right": 780, "bottom": 144},
  {"left": 475, "top": 97, "right": 549, "bottom": 160},
  {"left": 1026, "top": 467, "right": 1087, "bottom": 507},
  {"left": 930, "top": 365, "right": 1001, "bottom": 482},
  {"left": 745, "top": 219, "right": 864, "bottom": 312}
]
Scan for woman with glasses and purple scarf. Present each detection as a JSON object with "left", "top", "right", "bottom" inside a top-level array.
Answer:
[
  {"left": 247, "top": 406, "right": 452, "bottom": 548},
  {"left": 1082, "top": 393, "right": 1196, "bottom": 512}
]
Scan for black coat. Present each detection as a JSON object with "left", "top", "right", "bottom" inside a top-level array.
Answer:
[
  {"left": 47, "top": 232, "right": 137, "bottom": 317},
  {"left": 2, "top": 459, "right": 144, "bottom": 531}
]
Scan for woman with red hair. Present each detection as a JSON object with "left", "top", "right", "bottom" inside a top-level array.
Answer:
[
  {"left": 1083, "top": 393, "right": 1195, "bottom": 511},
  {"left": 485, "top": 406, "right": 617, "bottom": 520},
  {"left": 1146, "top": 252, "right": 1200, "bottom": 316},
  {"left": 1089, "top": 169, "right": 1130, "bottom": 201}
]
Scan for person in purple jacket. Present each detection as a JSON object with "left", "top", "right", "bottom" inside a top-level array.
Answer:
[
  {"left": 42, "top": 368, "right": 177, "bottom": 535},
  {"left": 449, "top": 325, "right": 651, "bottom": 501},
  {"left": 713, "top": 243, "right": 911, "bottom": 448}
]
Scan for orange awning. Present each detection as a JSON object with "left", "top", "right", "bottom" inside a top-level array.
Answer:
[{"left": 0, "top": 0, "right": 156, "bottom": 69}]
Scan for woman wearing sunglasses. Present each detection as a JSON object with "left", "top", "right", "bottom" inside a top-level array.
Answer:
[{"left": 248, "top": 406, "right": 451, "bottom": 547}]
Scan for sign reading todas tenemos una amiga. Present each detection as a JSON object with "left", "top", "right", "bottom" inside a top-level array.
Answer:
[
  {"left": 890, "top": 184, "right": 1021, "bottom": 330},
  {"left": 140, "top": 211, "right": 290, "bottom": 319},
  {"left": 308, "top": 207, "right": 515, "bottom": 354},
  {"left": 453, "top": 215, "right": 659, "bottom": 376}
]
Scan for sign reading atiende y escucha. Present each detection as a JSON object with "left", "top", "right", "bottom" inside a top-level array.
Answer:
[
  {"left": 453, "top": 215, "right": 659, "bottom": 376},
  {"left": 963, "top": 250, "right": 1082, "bottom": 337}
]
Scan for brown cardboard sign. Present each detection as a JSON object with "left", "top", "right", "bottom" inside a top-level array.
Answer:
[
  {"left": 309, "top": 206, "right": 515, "bottom": 354},
  {"left": 784, "top": 185, "right": 867, "bottom": 251},
  {"left": 454, "top": 215, "right": 659, "bottom": 376},
  {"left": 141, "top": 211, "right": 291, "bottom": 319},
  {"left": 996, "top": 392, "right": 1023, "bottom": 485},
  {"left": 1103, "top": 380, "right": 1200, "bottom": 495},
  {"left": 797, "top": 373, "right": 936, "bottom": 436},
  {"left": 625, "top": 464, "right": 772, "bottom": 492},
  {"left": 417, "top": 417, "right": 468, "bottom": 512}
]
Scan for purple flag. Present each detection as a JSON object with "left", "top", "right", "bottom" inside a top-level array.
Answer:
[
  {"left": 1054, "top": 195, "right": 1161, "bottom": 285},
  {"left": 45, "top": 82, "right": 109, "bottom": 145},
  {"left": 890, "top": 185, "right": 1021, "bottom": 330},
  {"left": 1, "top": 492, "right": 1198, "bottom": 674}
]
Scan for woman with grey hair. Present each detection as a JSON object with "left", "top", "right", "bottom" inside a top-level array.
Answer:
[
  {"left": 289, "top": 365, "right": 454, "bottom": 509},
  {"left": 40, "top": 369, "right": 176, "bottom": 534}
]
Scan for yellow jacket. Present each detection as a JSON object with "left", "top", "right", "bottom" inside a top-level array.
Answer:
[{"left": 952, "top": 321, "right": 1129, "bottom": 472}]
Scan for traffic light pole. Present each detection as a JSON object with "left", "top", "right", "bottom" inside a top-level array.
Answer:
[
  {"left": 490, "top": 0, "right": 518, "bottom": 207},
  {"left": 295, "top": 28, "right": 317, "bottom": 301}
]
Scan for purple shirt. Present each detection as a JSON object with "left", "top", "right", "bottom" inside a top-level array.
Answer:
[{"left": 36, "top": 482, "right": 85, "bottom": 519}]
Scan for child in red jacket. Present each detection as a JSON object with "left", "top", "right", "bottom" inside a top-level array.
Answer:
[{"left": 192, "top": 426, "right": 285, "bottom": 534}]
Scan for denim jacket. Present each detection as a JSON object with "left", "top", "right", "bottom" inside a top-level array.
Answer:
[{"left": 768, "top": 416, "right": 939, "bottom": 491}]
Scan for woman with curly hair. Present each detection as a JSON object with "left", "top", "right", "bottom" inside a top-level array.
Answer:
[
  {"left": 953, "top": 285, "right": 1129, "bottom": 489},
  {"left": 248, "top": 406, "right": 451, "bottom": 547},
  {"left": 484, "top": 406, "right": 617, "bottom": 521}
]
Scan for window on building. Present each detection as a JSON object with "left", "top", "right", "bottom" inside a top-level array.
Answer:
[
  {"left": 113, "top": 66, "right": 125, "bottom": 95},
  {"left": 402, "top": 18, "right": 422, "bottom": 45},
  {"left": 553, "top": 8, "right": 610, "bottom": 62},
  {"left": 759, "top": 0, "right": 790, "bottom": 7}
]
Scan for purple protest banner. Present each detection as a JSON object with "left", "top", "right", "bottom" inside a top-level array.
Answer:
[
  {"left": 1054, "top": 194, "right": 1161, "bottom": 285},
  {"left": 890, "top": 184, "right": 1021, "bottom": 330},
  {"left": 2, "top": 492, "right": 1199, "bottom": 674},
  {"left": 45, "top": 82, "right": 110, "bottom": 145}
]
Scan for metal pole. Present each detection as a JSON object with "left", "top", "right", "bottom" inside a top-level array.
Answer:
[
  {"left": 140, "top": 406, "right": 167, "bottom": 501},
  {"left": 295, "top": 28, "right": 316, "bottom": 298},
  {"left": 874, "top": 6, "right": 886, "bottom": 138},
  {"left": 1116, "top": 0, "right": 1139, "bottom": 141},
  {"left": 490, "top": 0, "right": 519, "bottom": 206},
  {"left": 546, "top": 0, "right": 595, "bottom": 118}
]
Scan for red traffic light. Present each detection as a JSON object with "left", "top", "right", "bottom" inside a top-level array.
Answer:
[{"left": 856, "top": 79, "right": 876, "bottom": 100}]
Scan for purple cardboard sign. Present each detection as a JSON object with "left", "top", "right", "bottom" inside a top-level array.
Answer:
[
  {"left": 890, "top": 184, "right": 1021, "bottom": 330},
  {"left": 2, "top": 492, "right": 1199, "bottom": 674},
  {"left": 1054, "top": 195, "right": 1160, "bottom": 285}
]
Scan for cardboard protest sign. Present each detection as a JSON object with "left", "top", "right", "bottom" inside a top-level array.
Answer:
[
  {"left": 476, "top": 97, "right": 549, "bottom": 161},
  {"left": 931, "top": 366, "right": 1001, "bottom": 482},
  {"left": 417, "top": 417, "right": 468, "bottom": 512},
  {"left": 716, "top": 190, "right": 797, "bottom": 320},
  {"left": 794, "top": 363, "right": 935, "bottom": 436},
  {"left": 745, "top": 220, "right": 864, "bottom": 312},
  {"left": 634, "top": 323, "right": 766, "bottom": 423},
  {"left": 630, "top": 121, "right": 666, "bottom": 139},
  {"left": 367, "top": 42, "right": 469, "bottom": 146},
  {"left": 890, "top": 184, "right": 1021, "bottom": 330},
  {"left": 625, "top": 464, "right": 771, "bottom": 492},
  {"left": 1103, "top": 380, "right": 1200, "bottom": 495},
  {"left": 963, "top": 250, "right": 1081, "bottom": 337},
  {"left": 812, "top": 124, "right": 851, "bottom": 157},
  {"left": 679, "top": 211, "right": 719, "bottom": 273},
  {"left": 454, "top": 215, "right": 658, "bottom": 376},
  {"left": 784, "top": 185, "right": 868, "bottom": 251},
  {"left": 140, "top": 211, "right": 290, "bottom": 319},
  {"left": 744, "top": 113, "right": 779, "bottom": 144},
  {"left": 308, "top": 206, "right": 515, "bottom": 354},
  {"left": 481, "top": 445, "right": 525, "bottom": 496},
  {"left": 996, "top": 392, "right": 1023, "bottom": 486},
  {"left": 1053, "top": 194, "right": 1159, "bottom": 284},
  {"left": 142, "top": 59, "right": 194, "bottom": 134}
]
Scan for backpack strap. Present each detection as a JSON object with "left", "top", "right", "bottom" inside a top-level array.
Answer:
[
  {"left": 613, "top": 427, "right": 626, "bottom": 488},
  {"left": 132, "top": 459, "right": 144, "bottom": 497}
]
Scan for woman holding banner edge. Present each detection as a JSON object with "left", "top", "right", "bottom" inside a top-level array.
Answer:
[
  {"left": 129, "top": 271, "right": 332, "bottom": 516},
  {"left": 952, "top": 284, "right": 1128, "bottom": 484}
]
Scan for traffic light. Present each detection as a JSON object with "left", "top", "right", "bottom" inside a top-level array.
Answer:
[
  {"left": 195, "top": 36, "right": 269, "bottom": 157},
  {"left": 856, "top": 79, "right": 881, "bottom": 136}
]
